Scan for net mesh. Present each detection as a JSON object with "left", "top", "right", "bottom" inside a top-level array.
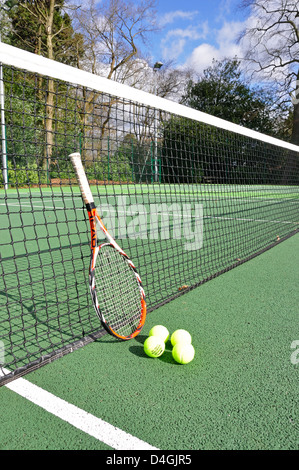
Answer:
[
  {"left": 1, "top": 44, "right": 299, "bottom": 385},
  {"left": 94, "top": 244, "right": 142, "bottom": 338}
]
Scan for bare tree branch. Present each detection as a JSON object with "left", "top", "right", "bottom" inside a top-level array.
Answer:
[{"left": 239, "top": 0, "right": 299, "bottom": 143}]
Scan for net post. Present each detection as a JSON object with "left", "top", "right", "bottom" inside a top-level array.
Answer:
[{"left": 0, "top": 57, "right": 8, "bottom": 190}]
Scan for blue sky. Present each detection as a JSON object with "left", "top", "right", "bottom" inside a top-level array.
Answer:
[
  {"left": 68, "top": 0, "right": 252, "bottom": 76},
  {"left": 150, "top": 0, "right": 249, "bottom": 73}
]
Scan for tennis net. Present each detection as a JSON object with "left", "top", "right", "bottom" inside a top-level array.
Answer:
[{"left": 0, "top": 43, "right": 298, "bottom": 385}]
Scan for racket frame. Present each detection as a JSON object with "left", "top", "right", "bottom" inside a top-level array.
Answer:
[{"left": 69, "top": 153, "right": 146, "bottom": 340}]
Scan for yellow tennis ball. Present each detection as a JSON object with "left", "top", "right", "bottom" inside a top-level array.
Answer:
[
  {"left": 144, "top": 336, "right": 165, "bottom": 358},
  {"left": 172, "top": 343, "right": 195, "bottom": 364},
  {"left": 170, "top": 329, "right": 192, "bottom": 347},
  {"left": 149, "top": 325, "right": 169, "bottom": 343}
]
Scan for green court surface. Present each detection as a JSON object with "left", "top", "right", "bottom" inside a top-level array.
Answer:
[
  {"left": 0, "top": 233, "right": 298, "bottom": 450},
  {"left": 1, "top": 184, "right": 298, "bottom": 381}
]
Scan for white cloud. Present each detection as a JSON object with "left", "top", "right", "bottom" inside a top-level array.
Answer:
[
  {"left": 216, "top": 21, "right": 243, "bottom": 51},
  {"left": 166, "top": 23, "right": 209, "bottom": 41},
  {"left": 238, "top": 7, "right": 298, "bottom": 83},
  {"left": 185, "top": 44, "right": 222, "bottom": 72},
  {"left": 214, "top": 0, "right": 237, "bottom": 23},
  {"left": 159, "top": 10, "right": 199, "bottom": 26},
  {"left": 161, "top": 23, "right": 209, "bottom": 61},
  {"left": 162, "top": 38, "right": 187, "bottom": 61},
  {"left": 184, "top": 21, "right": 244, "bottom": 74}
]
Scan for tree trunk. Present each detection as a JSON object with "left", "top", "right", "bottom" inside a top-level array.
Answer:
[
  {"left": 43, "top": 78, "right": 54, "bottom": 172},
  {"left": 43, "top": 0, "right": 55, "bottom": 172},
  {"left": 291, "top": 101, "right": 299, "bottom": 146},
  {"left": 281, "top": 101, "right": 299, "bottom": 184}
]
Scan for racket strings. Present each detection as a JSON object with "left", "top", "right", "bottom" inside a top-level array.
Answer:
[{"left": 94, "top": 245, "right": 142, "bottom": 336}]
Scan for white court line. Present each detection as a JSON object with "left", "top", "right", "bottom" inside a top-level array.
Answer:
[
  {"left": 0, "top": 202, "right": 64, "bottom": 210},
  {"left": 204, "top": 215, "right": 297, "bottom": 225},
  {"left": 1, "top": 203, "right": 297, "bottom": 226},
  {"left": 3, "top": 369, "right": 158, "bottom": 450}
]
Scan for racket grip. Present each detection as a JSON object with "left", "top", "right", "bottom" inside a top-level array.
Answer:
[{"left": 69, "top": 153, "right": 94, "bottom": 205}]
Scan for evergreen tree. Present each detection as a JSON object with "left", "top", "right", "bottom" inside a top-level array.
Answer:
[
  {"left": 182, "top": 58, "right": 276, "bottom": 136},
  {"left": 7, "top": 0, "right": 83, "bottom": 65}
]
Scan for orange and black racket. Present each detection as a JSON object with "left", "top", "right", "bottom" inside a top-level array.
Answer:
[{"left": 69, "top": 152, "right": 146, "bottom": 340}]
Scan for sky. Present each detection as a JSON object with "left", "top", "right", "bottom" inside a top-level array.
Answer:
[
  {"left": 148, "top": 0, "right": 249, "bottom": 74},
  {"left": 68, "top": 0, "right": 251, "bottom": 76}
]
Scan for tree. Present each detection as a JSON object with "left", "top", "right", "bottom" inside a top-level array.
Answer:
[
  {"left": 72, "top": 0, "right": 157, "bottom": 79},
  {"left": 182, "top": 58, "right": 276, "bottom": 135},
  {"left": 7, "top": 1, "right": 84, "bottom": 171},
  {"left": 162, "top": 58, "right": 291, "bottom": 186},
  {"left": 7, "top": 0, "right": 82, "bottom": 64},
  {"left": 69, "top": 0, "right": 192, "bottom": 179},
  {"left": 69, "top": 0, "right": 159, "bottom": 163},
  {"left": 239, "top": 0, "right": 299, "bottom": 145},
  {"left": 160, "top": 114, "right": 290, "bottom": 186}
]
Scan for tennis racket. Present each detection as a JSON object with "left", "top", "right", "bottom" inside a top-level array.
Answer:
[{"left": 69, "top": 152, "right": 146, "bottom": 340}]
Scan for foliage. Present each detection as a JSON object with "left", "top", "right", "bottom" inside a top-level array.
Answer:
[
  {"left": 160, "top": 116, "right": 289, "bottom": 185},
  {"left": 115, "top": 135, "right": 156, "bottom": 183},
  {"left": 0, "top": 160, "right": 48, "bottom": 187},
  {"left": 7, "top": 0, "right": 84, "bottom": 65},
  {"left": 182, "top": 58, "right": 277, "bottom": 136}
]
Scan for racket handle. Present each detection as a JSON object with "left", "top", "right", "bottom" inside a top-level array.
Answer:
[{"left": 69, "top": 153, "right": 94, "bottom": 205}]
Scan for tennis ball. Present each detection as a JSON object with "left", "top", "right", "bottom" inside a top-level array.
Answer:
[
  {"left": 149, "top": 325, "right": 169, "bottom": 343},
  {"left": 172, "top": 343, "right": 195, "bottom": 365},
  {"left": 144, "top": 336, "right": 165, "bottom": 358},
  {"left": 170, "top": 329, "right": 192, "bottom": 347}
]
